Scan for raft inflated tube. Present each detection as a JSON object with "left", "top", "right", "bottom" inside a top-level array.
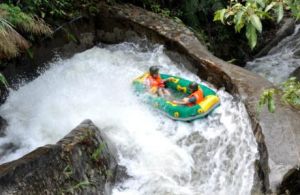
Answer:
[{"left": 132, "top": 73, "right": 220, "bottom": 121}]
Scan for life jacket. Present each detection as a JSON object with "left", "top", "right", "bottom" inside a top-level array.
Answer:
[
  {"left": 187, "top": 89, "right": 204, "bottom": 106},
  {"left": 147, "top": 74, "right": 165, "bottom": 88}
]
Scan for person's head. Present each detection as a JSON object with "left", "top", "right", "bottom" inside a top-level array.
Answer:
[
  {"left": 189, "top": 82, "right": 199, "bottom": 93},
  {"left": 149, "top": 66, "right": 159, "bottom": 78}
]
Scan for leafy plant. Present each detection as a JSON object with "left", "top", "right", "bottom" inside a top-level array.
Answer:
[
  {"left": 0, "top": 3, "right": 52, "bottom": 58},
  {"left": 281, "top": 77, "right": 300, "bottom": 108},
  {"left": 0, "top": 72, "right": 8, "bottom": 88},
  {"left": 259, "top": 88, "right": 276, "bottom": 113},
  {"left": 19, "top": 0, "right": 100, "bottom": 20},
  {"left": 182, "top": 0, "right": 226, "bottom": 28},
  {"left": 214, "top": 0, "right": 300, "bottom": 49},
  {"left": 258, "top": 77, "right": 300, "bottom": 112}
]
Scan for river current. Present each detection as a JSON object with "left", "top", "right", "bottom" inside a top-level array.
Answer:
[{"left": 0, "top": 41, "right": 257, "bottom": 195}]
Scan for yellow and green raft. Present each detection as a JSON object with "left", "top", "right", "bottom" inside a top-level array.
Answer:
[{"left": 132, "top": 73, "right": 220, "bottom": 121}]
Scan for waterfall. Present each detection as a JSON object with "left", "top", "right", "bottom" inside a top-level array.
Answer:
[
  {"left": 0, "top": 41, "right": 257, "bottom": 195},
  {"left": 246, "top": 25, "right": 300, "bottom": 84}
]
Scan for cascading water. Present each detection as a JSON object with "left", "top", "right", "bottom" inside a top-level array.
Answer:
[
  {"left": 246, "top": 25, "right": 300, "bottom": 83},
  {"left": 0, "top": 41, "right": 257, "bottom": 195}
]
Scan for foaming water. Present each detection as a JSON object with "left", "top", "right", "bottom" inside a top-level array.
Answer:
[
  {"left": 246, "top": 25, "right": 300, "bottom": 83},
  {"left": 0, "top": 41, "right": 257, "bottom": 195}
]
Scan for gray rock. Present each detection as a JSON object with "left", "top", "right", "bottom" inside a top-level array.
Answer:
[
  {"left": 0, "top": 120, "right": 118, "bottom": 194},
  {"left": 290, "top": 67, "right": 300, "bottom": 81},
  {"left": 278, "top": 167, "right": 300, "bottom": 194},
  {"left": 255, "top": 18, "right": 296, "bottom": 58},
  {"left": 0, "top": 116, "right": 7, "bottom": 137},
  {"left": 293, "top": 49, "right": 300, "bottom": 59}
]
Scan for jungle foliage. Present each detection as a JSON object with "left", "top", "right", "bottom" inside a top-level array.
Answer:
[
  {"left": 214, "top": 0, "right": 300, "bottom": 49},
  {"left": 0, "top": 3, "right": 52, "bottom": 58},
  {"left": 0, "top": 0, "right": 101, "bottom": 59},
  {"left": 259, "top": 77, "right": 300, "bottom": 112}
]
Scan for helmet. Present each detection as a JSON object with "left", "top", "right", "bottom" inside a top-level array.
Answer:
[
  {"left": 189, "top": 82, "right": 199, "bottom": 92},
  {"left": 149, "top": 66, "right": 159, "bottom": 76}
]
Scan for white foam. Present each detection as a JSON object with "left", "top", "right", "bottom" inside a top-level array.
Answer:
[
  {"left": 0, "top": 42, "right": 257, "bottom": 195},
  {"left": 246, "top": 25, "right": 300, "bottom": 84}
]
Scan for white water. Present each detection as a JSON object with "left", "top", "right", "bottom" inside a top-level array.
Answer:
[
  {"left": 246, "top": 25, "right": 300, "bottom": 84},
  {"left": 0, "top": 41, "right": 257, "bottom": 194}
]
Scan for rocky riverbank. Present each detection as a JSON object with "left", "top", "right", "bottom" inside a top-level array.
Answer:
[
  {"left": 0, "top": 119, "right": 119, "bottom": 194},
  {"left": 0, "top": 2, "right": 299, "bottom": 194}
]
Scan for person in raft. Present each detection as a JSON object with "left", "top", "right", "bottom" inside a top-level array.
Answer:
[
  {"left": 145, "top": 66, "right": 171, "bottom": 97},
  {"left": 173, "top": 82, "right": 204, "bottom": 106}
]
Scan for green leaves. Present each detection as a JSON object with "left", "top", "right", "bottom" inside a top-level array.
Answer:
[
  {"left": 213, "top": 9, "right": 226, "bottom": 23},
  {"left": 0, "top": 3, "right": 52, "bottom": 58},
  {"left": 259, "top": 89, "right": 276, "bottom": 113},
  {"left": 276, "top": 2, "right": 284, "bottom": 23},
  {"left": 265, "top": 2, "right": 276, "bottom": 12},
  {"left": 281, "top": 77, "right": 300, "bottom": 108},
  {"left": 246, "top": 23, "right": 257, "bottom": 49},
  {"left": 288, "top": 0, "right": 300, "bottom": 20},
  {"left": 0, "top": 72, "right": 8, "bottom": 88},
  {"left": 214, "top": 0, "right": 300, "bottom": 49},
  {"left": 234, "top": 10, "right": 245, "bottom": 32},
  {"left": 214, "top": 1, "right": 264, "bottom": 49},
  {"left": 250, "top": 14, "right": 262, "bottom": 33},
  {"left": 258, "top": 77, "right": 300, "bottom": 113}
]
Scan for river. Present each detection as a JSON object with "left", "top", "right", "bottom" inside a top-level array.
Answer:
[{"left": 0, "top": 41, "right": 257, "bottom": 195}]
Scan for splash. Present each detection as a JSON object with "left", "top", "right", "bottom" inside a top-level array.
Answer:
[{"left": 0, "top": 41, "right": 257, "bottom": 195}]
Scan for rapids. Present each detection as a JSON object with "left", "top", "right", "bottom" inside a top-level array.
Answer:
[
  {"left": 0, "top": 41, "right": 257, "bottom": 195},
  {"left": 246, "top": 25, "right": 300, "bottom": 84}
]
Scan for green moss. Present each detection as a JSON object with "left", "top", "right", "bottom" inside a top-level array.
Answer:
[{"left": 91, "top": 143, "right": 106, "bottom": 162}]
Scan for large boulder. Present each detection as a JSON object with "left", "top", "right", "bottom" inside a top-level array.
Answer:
[{"left": 0, "top": 119, "right": 118, "bottom": 194}]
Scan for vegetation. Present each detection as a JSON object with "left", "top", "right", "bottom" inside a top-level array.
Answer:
[
  {"left": 15, "top": 0, "right": 100, "bottom": 20},
  {"left": 91, "top": 143, "right": 105, "bottom": 162},
  {"left": 0, "top": 72, "right": 8, "bottom": 88},
  {"left": 63, "top": 180, "right": 91, "bottom": 194},
  {"left": 63, "top": 165, "right": 73, "bottom": 179},
  {"left": 0, "top": 0, "right": 298, "bottom": 113},
  {"left": 214, "top": 0, "right": 300, "bottom": 49},
  {"left": 0, "top": 3, "right": 52, "bottom": 58},
  {"left": 259, "top": 77, "right": 300, "bottom": 112}
]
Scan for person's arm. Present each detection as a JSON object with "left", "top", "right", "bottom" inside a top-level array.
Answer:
[
  {"left": 162, "top": 77, "right": 175, "bottom": 83},
  {"left": 173, "top": 96, "right": 196, "bottom": 105}
]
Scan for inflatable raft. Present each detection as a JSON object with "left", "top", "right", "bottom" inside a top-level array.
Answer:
[{"left": 132, "top": 73, "right": 220, "bottom": 121}]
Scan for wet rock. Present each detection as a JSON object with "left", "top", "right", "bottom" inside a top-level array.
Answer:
[
  {"left": 115, "top": 165, "right": 130, "bottom": 184},
  {"left": 289, "top": 67, "right": 300, "bottom": 81},
  {"left": 255, "top": 18, "right": 296, "bottom": 58},
  {"left": 0, "top": 116, "right": 7, "bottom": 137},
  {"left": 293, "top": 49, "right": 300, "bottom": 59},
  {"left": 0, "top": 82, "right": 9, "bottom": 105},
  {"left": 278, "top": 167, "right": 300, "bottom": 194},
  {"left": 0, "top": 119, "right": 118, "bottom": 194}
]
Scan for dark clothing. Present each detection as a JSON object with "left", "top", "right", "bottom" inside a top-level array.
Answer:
[{"left": 188, "top": 96, "right": 197, "bottom": 104}]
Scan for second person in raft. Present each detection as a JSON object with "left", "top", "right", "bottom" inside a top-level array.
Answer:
[
  {"left": 145, "top": 66, "right": 172, "bottom": 97},
  {"left": 173, "top": 82, "right": 204, "bottom": 106}
]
